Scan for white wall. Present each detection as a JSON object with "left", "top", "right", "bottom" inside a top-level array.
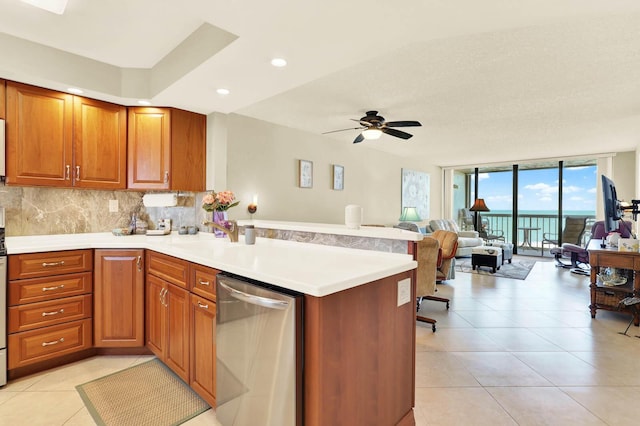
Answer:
[
  {"left": 220, "top": 114, "right": 441, "bottom": 226},
  {"left": 612, "top": 151, "right": 636, "bottom": 202}
]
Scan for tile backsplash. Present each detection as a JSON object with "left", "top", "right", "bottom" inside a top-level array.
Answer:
[{"left": 0, "top": 185, "right": 208, "bottom": 237}]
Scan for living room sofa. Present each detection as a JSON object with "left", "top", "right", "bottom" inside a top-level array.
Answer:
[{"left": 427, "top": 219, "right": 484, "bottom": 257}]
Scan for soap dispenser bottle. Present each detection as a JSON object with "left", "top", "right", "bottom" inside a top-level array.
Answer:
[{"left": 129, "top": 213, "right": 137, "bottom": 234}]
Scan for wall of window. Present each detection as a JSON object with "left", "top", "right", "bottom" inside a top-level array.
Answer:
[{"left": 451, "top": 159, "right": 598, "bottom": 256}]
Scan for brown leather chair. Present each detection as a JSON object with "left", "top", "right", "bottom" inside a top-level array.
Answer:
[
  {"left": 432, "top": 230, "right": 459, "bottom": 282},
  {"left": 415, "top": 236, "right": 441, "bottom": 331},
  {"left": 416, "top": 230, "right": 458, "bottom": 324}
]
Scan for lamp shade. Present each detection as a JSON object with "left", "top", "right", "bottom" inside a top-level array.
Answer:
[
  {"left": 399, "top": 207, "right": 421, "bottom": 222},
  {"left": 469, "top": 198, "right": 490, "bottom": 212}
]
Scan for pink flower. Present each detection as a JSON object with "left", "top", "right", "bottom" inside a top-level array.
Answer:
[
  {"left": 202, "top": 194, "right": 215, "bottom": 205},
  {"left": 202, "top": 190, "right": 239, "bottom": 212}
]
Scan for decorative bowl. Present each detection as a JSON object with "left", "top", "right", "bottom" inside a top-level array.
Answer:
[
  {"left": 112, "top": 228, "right": 132, "bottom": 236},
  {"left": 598, "top": 274, "right": 627, "bottom": 286}
]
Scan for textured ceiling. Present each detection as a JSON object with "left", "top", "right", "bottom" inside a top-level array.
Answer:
[{"left": 1, "top": 0, "right": 639, "bottom": 167}]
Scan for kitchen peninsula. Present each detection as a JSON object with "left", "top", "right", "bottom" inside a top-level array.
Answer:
[{"left": 6, "top": 230, "right": 419, "bottom": 425}]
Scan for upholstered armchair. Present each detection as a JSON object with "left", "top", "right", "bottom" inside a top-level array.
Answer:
[
  {"left": 428, "top": 219, "right": 483, "bottom": 257},
  {"left": 431, "top": 230, "right": 459, "bottom": 282}
]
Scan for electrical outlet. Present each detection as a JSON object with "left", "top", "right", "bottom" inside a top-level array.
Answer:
[
  {"left": 108, "top": 200, "right": 119, "bottom": 213},
  {"left": 397, "top": 278, "right": 411, "bottom": 307}
]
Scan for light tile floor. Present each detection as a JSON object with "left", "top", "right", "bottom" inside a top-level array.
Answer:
[
  {"left": 1, "top": 258, "right": 639, "bottom": 425},
  {"left": 414, "top": 258, "right": 640, "bottom": 426}
]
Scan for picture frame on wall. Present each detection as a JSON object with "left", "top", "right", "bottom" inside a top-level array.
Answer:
[
  {"left": 299, "top": 159, "right": 313, "bottom": 188},
  {"left": 332, "top": 164, "right": 344, "bottom": 190},
  {"left": 401, "top": 168, "right": 430, "bottom": 220}
]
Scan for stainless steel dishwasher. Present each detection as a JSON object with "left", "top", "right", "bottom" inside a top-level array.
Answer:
[{"left": 216, "top": 273, "right": 303, "bottom": 426}]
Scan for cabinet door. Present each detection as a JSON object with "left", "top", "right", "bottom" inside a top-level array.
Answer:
[
  {"left": 127, "top": 107, "right": 171, "bottom": 190},
  {"left": 0, "top": 79, "right": 5, "bottom": 119},
  {"left": 146, "top": 274, "right": 167, "bottom": 358},
  {"left": 73, "top": 97, "right": 127, "bottom": 189},
  {"left": 190, "top": 294, "right": 216, "bottom": 407},
  {"left": 6, "top": 82, "right": 73, "bottom": 186},
  {"left": 166, "top": 283, "right": 190, "bottom": 382},
  {"left": 94, "top": 250, "right": 144, "bottom": 347},
  {"left": 170, "top": 108, "right": 206, "bottom": 192}
]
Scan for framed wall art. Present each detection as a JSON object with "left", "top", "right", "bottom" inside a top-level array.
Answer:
[
  {"left": 332, "top": 164, "right": 344, "bottom": 190},
  {"left": 298, "top": 159, "right": 313, "bottom": 188},
  {"left": 401, "top": 168, "right": 430, "bottom": 220}
]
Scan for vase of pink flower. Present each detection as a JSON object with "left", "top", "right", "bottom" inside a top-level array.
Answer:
[{"left": 202, "top": 190, "right": 239, "bottom": 237}]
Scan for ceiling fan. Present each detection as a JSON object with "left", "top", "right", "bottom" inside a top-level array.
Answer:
[{"left": 323, "top": 110, "right": 422, "bottom": 144}]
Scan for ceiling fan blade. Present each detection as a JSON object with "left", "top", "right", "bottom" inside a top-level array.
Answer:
[
  {"left": 385, "top": 120, "right": 422, "bottom": 127},
  {"left": 353, "top": 133, "right": 365, "bottom": 144},
  {"left": 322, "top": 127, "right": 363, "bottom": 135},
  {"left": 383, "top": 127, "right": 413, "bottom": 140}
]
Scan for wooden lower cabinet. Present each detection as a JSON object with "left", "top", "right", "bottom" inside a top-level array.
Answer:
[
  {"left": 146, "top": 273, "right": 190, "bottom": 382},
  {"left": 7, "top": 250, "right": 94, "bottom": 371},
  {"left": 8, "top": 319, "right": 92, "bottom": 369},
  {"left": 190, "top": 293, "right": 216, "bottom": 407},
  {"left": 94, "top": 249, "right": 145, "bottom": 347}
]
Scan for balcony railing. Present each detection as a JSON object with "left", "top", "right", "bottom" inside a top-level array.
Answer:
[{"left": 473, "top": 213, "right": 596, "bottom": 256}]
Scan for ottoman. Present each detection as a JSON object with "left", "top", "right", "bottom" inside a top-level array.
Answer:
[
  {"left": 485, "top": 241, "right": 513, "bottom": 264},
  {"left": 471, "top": 246, "right": 503, "bottom": 273}
]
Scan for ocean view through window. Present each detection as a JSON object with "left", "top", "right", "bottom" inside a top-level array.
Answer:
[{"left": 457, "top": 161, "right": 597, "bottom": 255}]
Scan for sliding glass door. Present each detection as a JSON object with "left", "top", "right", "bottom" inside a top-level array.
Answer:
[{"left": 456, "top": 160, "right": 596, "bottom": 257}]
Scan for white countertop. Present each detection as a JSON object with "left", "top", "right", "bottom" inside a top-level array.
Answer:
[
  {"left": 237, "top": 219, "right": 424, "bottom": 241},
  {"left": 5, "top": 232, "right": 416, "bottom": 297}
]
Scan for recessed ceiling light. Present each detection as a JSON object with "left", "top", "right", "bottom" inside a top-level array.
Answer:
[
  {"left": 271, "top": 58, "right": 287, "bottom": 68},
  {"left": 137, "top": 100, "right": 151, "bottom": 106},
  {"left": 216, "top": 88, "right": 230, "bottom": 95},
  {"left": 20, "top": 0, "right": 68, "bottom": 15},
  {"left": 67, "top": 87, "right": 83, "bottom": 94}
]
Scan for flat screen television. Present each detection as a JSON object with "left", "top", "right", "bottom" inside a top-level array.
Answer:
[{"left": 601, "top": 174, "right": 622, "bottom": 233}]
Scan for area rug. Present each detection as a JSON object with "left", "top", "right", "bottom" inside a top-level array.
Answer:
[
  {"left": 455, "top": 257, "right": 536, "bottom": 280},
  {"left": 76, "top": 358, "right": 209, "bottom": 426}
]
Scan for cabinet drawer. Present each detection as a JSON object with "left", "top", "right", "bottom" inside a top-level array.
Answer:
[
  {"left": 9, "top": 250, "right": 93, "bottom": 280},
  {"left": 8, "top": 295, "right": 93, "bottom": 333},
  {"left": 8, "top": 272, "right": 93, "bottom": 306},
  {"left": 147, "top": 251, "right": 188, "bottom": 288},
  {"left": 8, "top": 318, "right": 93, "bottom": 369},
  {"left": 191, "top": 263, "right": 218, "bottom": 301}
]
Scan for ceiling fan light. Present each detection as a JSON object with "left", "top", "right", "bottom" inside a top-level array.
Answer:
[
  {"left": 20, "top": 0, "right": 68, "bottom": 14},
  {"left": 362, "top": 129, "right": 382, "bottom": 140}
]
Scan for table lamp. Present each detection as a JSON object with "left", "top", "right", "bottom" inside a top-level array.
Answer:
[
  {"left": 399, "top": 207, "right": 421, "bottom": 222},
  {"left": 469, "top": 198, "right": 490, "bottom": 231}
]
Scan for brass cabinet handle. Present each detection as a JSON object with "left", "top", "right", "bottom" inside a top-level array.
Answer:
[
  {"left": 136, "top": 255, "right": 142, "bottom": 272},
  {"left": 160, "top": 288, "right": 168, "bottom": 307},
  {"left": 42, "top": 284, "right": 65, "bottom": 292},
  {"left": 65, "top": 165, "right": 70, "bottom": 180},
  {"left": 42, "top": 261, "right": 65, "bottom": 267},
  {"left": 76, "top": 165, "right": 80, "bottom": 181},
  {"left": 164, "top": 171, "right": 169, "bottom": 184},
  {"left": 42, "top": 337, "right": 65, "bottom": 347},
  {"left": 198, "top": 279, "right": 210, "bottom": 286},
  {"left": 197, "top": 301, "right": 209, "bottom": 309},
  {"left": 42, "top": 309, "right": 64, "bottom": 317}
]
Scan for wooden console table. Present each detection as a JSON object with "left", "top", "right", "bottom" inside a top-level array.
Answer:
[{"left": 587, "top": 240, "right": 640, "bottom": 326}]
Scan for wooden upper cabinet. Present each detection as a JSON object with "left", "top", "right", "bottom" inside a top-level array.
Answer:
[
  {"left": 73, "top": 97, "right": 127, "bottom": 189},
  {"left": 5, "top": 81, "right": 127, "bottom": 189},
  {"left": 128, "top": 107, "right": 205, "bottom": 191},
  {"left": 6, "top": 82, "right": 73, "bottom": 186},
  {"left": 0, "top": 79, "right": 6, "bottom": 119}
]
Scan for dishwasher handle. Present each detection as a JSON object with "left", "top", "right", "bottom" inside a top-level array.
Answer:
[{"left": 218, "top": 280, "right": 290, "bottom": 310}]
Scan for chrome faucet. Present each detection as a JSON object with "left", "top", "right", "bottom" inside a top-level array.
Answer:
[{"left": 203, "top": 219, "right": 239, "bottom": 242}]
